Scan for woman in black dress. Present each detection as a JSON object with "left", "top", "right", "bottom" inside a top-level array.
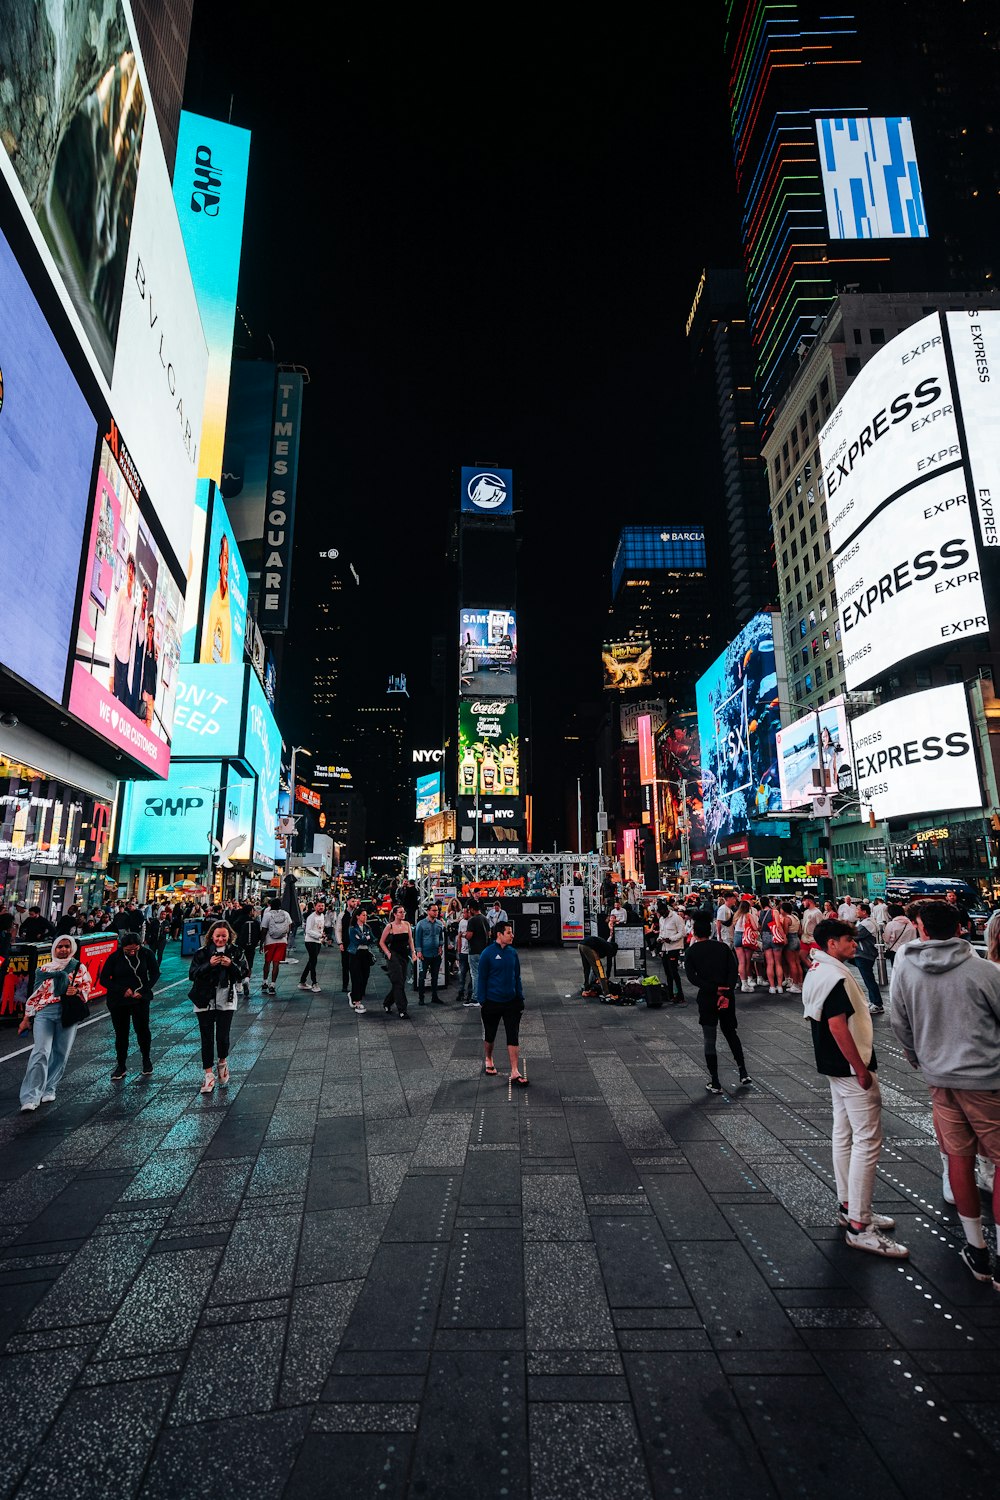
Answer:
[{"left": 378, "top": 905, "right": 417, "bottom": 1018}]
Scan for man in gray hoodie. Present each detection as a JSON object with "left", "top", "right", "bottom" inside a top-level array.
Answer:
[{"left": 890, "top": 899, "right": 1000, "bottom": 1287}]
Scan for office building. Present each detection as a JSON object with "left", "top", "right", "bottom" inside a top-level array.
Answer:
[
  {"left": 131, "top": 0, "right": 194, "bottom": 175},
  {"left": 724, "top": 1, "right": 1000, "bottom": 438},
  {"left": 606, "top": 527, "right": 714, "bottom": 716},
  {"left": 685, "top": 269, "right": 774, "bottom": 625}
]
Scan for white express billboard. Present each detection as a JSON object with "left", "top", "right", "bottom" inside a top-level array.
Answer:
[
  {"left": 776, "top": 696, "right": 854, "bottom": 810},
  {"left": 819, "top": 311, "right": 998, "bottom": 688},
  {"left": 852, "top": 684, "right": 981, "bottom": 822}
]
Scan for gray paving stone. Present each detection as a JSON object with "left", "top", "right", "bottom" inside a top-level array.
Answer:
[
  {"left": 525, "top": 1243, "right": 617, "bottom": 1349},
  {"left": 142, "top": 1406, "right": 311, "bottom": 1498},
  {"left": 529, "top": 1401, "right": 650, "bottom": 1500},
  {"left": 168, "top": 1318, "right": 284, "bottom": 1423},
  {"left": 210, "top": 1210, "right": 301, "bottom": 1303},
  {"left": 95, "top": 1246, "right": 219, "bottom": 1356},
  {"left": 279, "top": 1281, "right": 362, "bottom": 1405},
  {"left": 340, "top": 1242, "right": 448, "bottom": 1350}
]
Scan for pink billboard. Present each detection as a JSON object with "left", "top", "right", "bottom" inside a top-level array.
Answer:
[{"left": 69, "top": 424, "right": 183, "bottom": 776}]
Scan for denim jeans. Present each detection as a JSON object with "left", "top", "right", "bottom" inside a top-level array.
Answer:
[
  {"left": 417, "top": 954, "right": 441, "bottom": 999},
  {"left": 457, "top": 953, "right": 471, "bottom": 998},
  {"left": 853, "top": 956, "right": 882, "bottom": 1009},
  {"left": 20, "top": 1006, "right": 78, "bottom": 1106},
  {"left": 468, "top": 952, "right": 482, "bottom": 1004}
]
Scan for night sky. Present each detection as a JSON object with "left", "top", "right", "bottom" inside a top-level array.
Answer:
[{"left": 184, "top": 10, "right": 741, "bottom": 846}]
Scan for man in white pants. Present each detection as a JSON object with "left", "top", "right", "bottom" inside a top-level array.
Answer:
[{"left": 802, "top": 919, "right": 909, "bottom": 1258}]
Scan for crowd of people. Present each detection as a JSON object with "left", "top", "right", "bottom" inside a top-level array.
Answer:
[{"left": 9, "top": 877, "right": 1000, "bottom": 1286}]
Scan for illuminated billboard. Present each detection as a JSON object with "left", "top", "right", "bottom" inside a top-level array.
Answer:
[
  {"left": 776, "top": 696, "right": 854, "bottom": 810},
  {"left": 245, "top": 670, "right": 282, "bottom": 866},
  {"left": 658, "top": 714, "right": 706, "bottom": 858},
  {"left": 819, "top": 313, "right": 992, "bottom": 689},
  {"left": 199, "top": 492, "right": 248, "bottom": 664},
  {"left": 457, "top": 797, "right": 524, "bottom": 851},
  {"left": 818, "top": 117, "right": 928, "bottom": 240},
  {"left": 118, "top": 761, "right": 221, "bottom": 857},
  {"left": 69, "top": 427, "right": 184, "bottom": 776},
  {"left": 458, "top": 701, "right": 520, "bottom": 798},
  {"left": 852, "top": 685, "right": 980, "bottom": 821},
  {"left": 695, "top": 613, "right": 783, "bottom": 843},
  {"left": 173, "top": 111, "right": 251, "bottom": 483},
  {"left": 461, "top": 467, "right": 513, "bottom": 517},
  {"left": 0, "top": 226, "right": 97, "bottom": 704},
  {"left": 459, "top": 609, "right": 517, "bottom": 695},
  {"left": 0, "top": 3, "right": 209, "bottom": 570},
  {"left": 221, "top": 764, "right": 254, "bottom": 864},
  {"left": 416, "top": 772, "right": 442, "bottom": 821},
  {"left": 611, "top": 526, "right": 707, "bottom": 595},
  {"left": 603, "top": 639, "right": 652, "bottom": 692},
  {"left": 637, "top": 715, "right": 656, "bottom": 785},
  {"left": 171, "top": 664, "right": 247, "bottom": 758}
]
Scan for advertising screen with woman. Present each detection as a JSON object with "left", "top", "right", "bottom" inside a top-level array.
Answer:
[{"left": 775, "top": 696, "right": 854, "bottom": 810}]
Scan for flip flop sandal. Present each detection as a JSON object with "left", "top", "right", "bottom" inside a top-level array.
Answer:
[
  {"left": 484, "top": 1063, "right": 498, "bottom": 1075},
  {"left": 510, "top": 1074, "right": 529, "bottom": 1087}
]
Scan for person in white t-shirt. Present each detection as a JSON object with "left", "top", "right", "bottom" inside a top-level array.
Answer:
[
  {"left": 870, "top": 898, "right": 888, "bottom": 929},
  {"left": 837, "top": 896, "right": 857, "bottom": 924},
  {"left": 715, "top": 894, "right": 737, "bottom": 947}
]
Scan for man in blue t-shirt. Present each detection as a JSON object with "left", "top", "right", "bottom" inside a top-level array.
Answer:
[
  {"left": 477, "top": 922, "right": 527, "bottom": 1085},
  {"left": 413, "top": 903, "right": 445, "bottom": 1004}
]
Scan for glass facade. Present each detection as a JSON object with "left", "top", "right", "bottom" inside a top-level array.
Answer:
[{"left": 611, "top": 527, "right": 707, "bottom": 598}]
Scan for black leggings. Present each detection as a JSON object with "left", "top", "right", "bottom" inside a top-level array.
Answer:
[
  {"left": 301, "top": 942, "right": 321, "bottom": 986},
  {"left": 110, "top": 1001, "right": 151, "bottom": 1068},
  {"left": 385, "top": 955, "right": 409, "bottom": 1015},
  {"left": 198, "top": 1010, "right": 233, "bottom": 1068},
  {"left": 701, "top": 1014, "right": 745, "bottom": 1084},
  {"left": 349, "top": 953, "right": 372, "bottom": 1004}
]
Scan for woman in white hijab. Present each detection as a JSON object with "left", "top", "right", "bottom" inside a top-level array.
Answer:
[{"left": 17, "top": 936, "right": 92, "bottom": 1112}]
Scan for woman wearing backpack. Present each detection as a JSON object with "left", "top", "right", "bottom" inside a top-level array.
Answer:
[{"left": 733, "top": 900, "right": 760, "bottom": 991}]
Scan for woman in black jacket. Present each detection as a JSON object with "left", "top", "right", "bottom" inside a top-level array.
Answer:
[
  {"left": 233, "top": 905, "right": 262, "bottom": 998},
  {"left": 100, "top": 934, "right": 160, "bottom": 1081},
  {"left": 189, "top": 921, "right": 249, "bottom": 1094}
]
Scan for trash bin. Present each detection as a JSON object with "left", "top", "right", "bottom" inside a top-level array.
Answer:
[{"left": 181, "top": 919, "right": 204, "bottom": 958}]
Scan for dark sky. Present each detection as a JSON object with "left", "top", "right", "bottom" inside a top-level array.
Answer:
[{"left": 184, "top": 9, "right": 741, "bottom": 845}]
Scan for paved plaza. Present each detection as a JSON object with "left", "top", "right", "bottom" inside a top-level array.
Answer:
[{"left": 0, "top": 942, "right": 998, "bottom": 1498}]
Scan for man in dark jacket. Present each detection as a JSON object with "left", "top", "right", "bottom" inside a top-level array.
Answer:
[
  {"left": 19, "top": 907, "right": 55, "bottom": 943},
  {"left": 684, "top": 914, "right": 751, "bottom": 1094},
  {"left": 101, "top": 933, "right": 160, "bottom": 1081},
  {"left": 477, "top": 922, "right": 527, "bottom": 1085},
  {"left": 233, "top": 904, "right": 261, "bottom": 997},
  {"left": 338, "top": 897, "right": 361, "bottom": 992}
]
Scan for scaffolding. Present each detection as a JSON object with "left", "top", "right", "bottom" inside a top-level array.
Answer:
[{"left": 415, "top": 851, "right": 607, "bottom": 936}]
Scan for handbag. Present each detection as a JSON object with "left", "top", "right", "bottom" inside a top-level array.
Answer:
[
  {"left": 741, "top": 917, "right": 759, "bottom": 951},
  {"left": 60, "top": 964, "right": 91, "bottom": 1027}
]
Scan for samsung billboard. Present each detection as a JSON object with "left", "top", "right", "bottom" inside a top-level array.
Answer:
[{"left": 459, "top": 608, "right": 517, "bottom": 695}]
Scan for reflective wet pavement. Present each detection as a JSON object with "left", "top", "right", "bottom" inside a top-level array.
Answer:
[{"left": 0, "top": 943, "right": 997, "bottom": 1498}]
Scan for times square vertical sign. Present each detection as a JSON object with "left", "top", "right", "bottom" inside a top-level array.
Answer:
[
  {"left": 260, "top": 373, "right": 304, "bottom": 630},
  {"left": 820, "top": 311, "right": 1000, "bottom": 690}
]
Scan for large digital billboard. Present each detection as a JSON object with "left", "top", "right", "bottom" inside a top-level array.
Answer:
[
  {"left": 416, "top": 772, "right": 442, "bottom": 821},
  {"left": 611, "top": 526, "right": 707, "bottom": 595},
  {"left": 945, "top": 310, "right": 1000, "bottom": 549},
  {"left": 458, "top": 700, "right": 520, "bottom": 798},
  {"left": 221, "top": 764, "right": 255, "bottom": 865},
  {"left": 818, "top": 117, "right": 928, "bottom": 240},
  {"left": 0, "top": 226, "right": 97, "bottom": 704},
  {"left": 657, "top": 714, "right": 706, "bottom": 859},
  {"left": 199, "top": 492, "right": 248, "bottom": 664},
  {"left": 69, "top": 426, "right": 183, "bottom": 776},
  {"left": 171, "top": 663, "right": 247, "bottom": 758},
  {"left": 819, "top": 312, "right": 992, "bottom": 689},
  {"left": 0, "top": 3, "right": 208, "bottom": 572},
  {"left": 461, "top": 467, "right": 513, "bottom": 517},
  {"left": 459, "top": 608, "right": 517, "bottom": 695},
  {"left": 602, "top": 639, "right": 652, "bottom": 692},
  {"left": 245, "top": 670, "right": 282, "bottom": 867},
  {"left": 219, "top": 360, "right": 276, "bottom": 546},
  {"left": 117, "top": 760, "right": 221, "bottom": 857},
  {"left": 834, "top": 472, "right": 986, "bottom": 689},
  {"left": 695, "top": 612, "right": 783, "bottom": 843},
  {"left": 173, "top": 111, "right": 251, "bottom": 483},
  {"left": 776, "top": 696, "right": 854, "bottom": 810},
  {"left": 852, "top": 685, "right": 980, "bottom": 822},
  {"left": 457, "top": 797, "right": 525, "bottom": 851}
]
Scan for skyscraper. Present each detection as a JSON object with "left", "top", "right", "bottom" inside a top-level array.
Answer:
[
  {"left": 606, "top": 527, "right": 714, "bottom": 715},
  {"left": 724, "top": 0, "right": 1000, "bottom": 438}
]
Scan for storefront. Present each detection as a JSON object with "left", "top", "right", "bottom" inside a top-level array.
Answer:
[{"left": 0, "top": 754, "right": 114, "bottom": 918}]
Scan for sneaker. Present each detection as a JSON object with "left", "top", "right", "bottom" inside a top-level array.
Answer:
[
  {"left": 431, "top": 997, "right": 443, "bottom": 1005},
  {"left": 959, "top": 1243, "right": 993, "bottom": 1283},
  {"left": 311, "top": 984, "right": 321, "bottom": 993},
  {"left": 297, "top": 983, "right": 311, "bottom": 991},
  {"left": 111, "top": 1068, "right": 127, "bottom": 1082},
  {"left": 353, "top": 1002, "right": 366, "bottom": 1015},
  {"left": 845, "top": 1225, "right": 909, "bottom": 1258},
  {"left": 41, "top": 1093, "right": 55, "bottom": 1103},
  {"left": 837, "top": 1204, "right": 896, "bottom": 1231},
  {"left": 705, "top": 1082, "right": 723, "bottom": 1095},
  {"left": 768, "top": 986, "right": 778, "bottom": 994},
  {"left": 869, "top": 1005, "right": 884, "bottom": 1016},
  {"left": 463, "top": 1000, "right": 479, "bottom": 1007},
  {"left": 242, "top": 984, "right": 251, "bottom": 998},
  {"left": 19, "top": 1101, "right": 39, "bottom": 1113},
  {"left": 141, "top": 1062, "right": 153, "bottom": 1077},
  {"left": 738, "top": 1075, "right": 753, "bottom": 1088},
  {"left": 785, "top": 984, "right": 801, "bottom": 993}
]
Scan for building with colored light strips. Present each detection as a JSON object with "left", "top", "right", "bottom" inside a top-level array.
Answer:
[{"left": 725, "top": 0, "right": 1000, "bottom": 440}]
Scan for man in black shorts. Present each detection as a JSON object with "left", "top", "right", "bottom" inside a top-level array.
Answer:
[{"left": 477, "top": 921, "right": 527, "bottom": 1085}]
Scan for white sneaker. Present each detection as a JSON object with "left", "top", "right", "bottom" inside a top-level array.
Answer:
[
  {"left": 19, "top": 1101, "right": 38, "bottom": 1113},
  {"left": 785, "top": 984, "right": 801, "bottom": 992},
  {"left": 768, "top": 986, "right": 778, "bottom": 994},
  {"left": 845, "top": 1225, "right": 909, "bottom": 1258},
  {"left": 311, "top": 984, "right": 321, "bottom": 993},
  {"left": 837, "top": 1205, "right": 896, "bottom": 1231},
  {"left": 41, "top": 1093, "right": 55, "bottom": 1103},
  {"left": 298, "top": 983, "right": 311, "bottom": 991},
  {"left": 353, "top": 1002, "right": 366, "bottom": 1015}
]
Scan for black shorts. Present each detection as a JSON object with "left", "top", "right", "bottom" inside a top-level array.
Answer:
[{"left": 480, "top": 1000, "right": 523, "bottom": 1046}]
